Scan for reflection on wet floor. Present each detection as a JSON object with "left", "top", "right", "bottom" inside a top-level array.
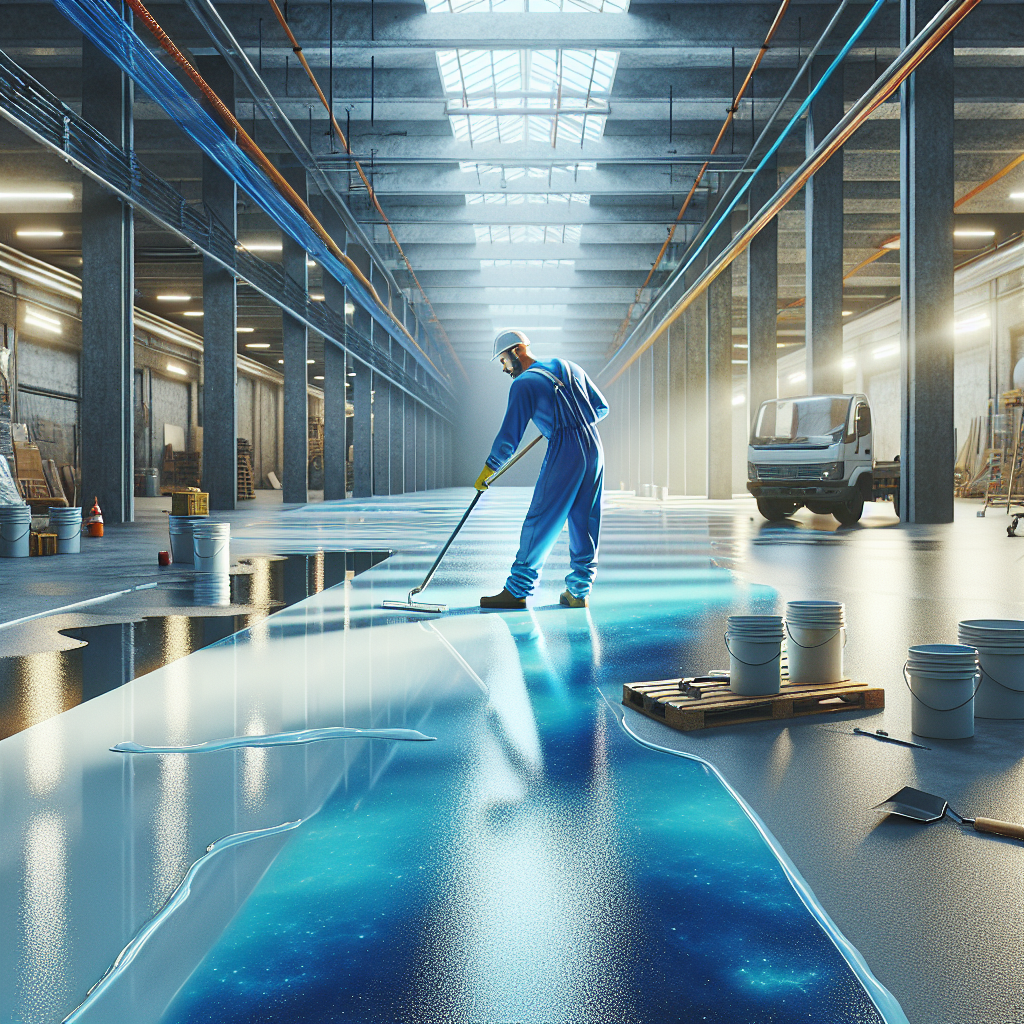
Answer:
[{"left": 0, "top": 551, "right": 389, "bottom": 741}]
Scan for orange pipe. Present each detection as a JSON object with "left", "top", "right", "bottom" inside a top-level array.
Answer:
[
  {"left": 604, "top": 0, "right": 982, "bottom": 387},
  {"left": 121, "top": 0, "right": 446, "bottom": 380},
  {"left": 607, "top": 0, "right": 792, "bottom": 352},
  {"left": 262, "top": 0, "right": 466, "bottom": 382}
]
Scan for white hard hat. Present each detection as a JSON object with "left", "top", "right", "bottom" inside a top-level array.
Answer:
[{"left": 492, "top": 329, "right": 531, "bottom": 362}]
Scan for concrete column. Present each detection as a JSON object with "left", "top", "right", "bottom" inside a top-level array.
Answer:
[
  {"left": 197, "top": 57, "right": 236, "bottom": 511},
  {"left": 638, "top": 345, "right": 653, "bottom": 492},
  {"left": 654, "top": 338, "right": 669, "bottom": 491},
  {"left": 405, "top": 395, "right": 417, "bottom": 491},
  {"left": 81, "top": 41, "right": 133, "bottom": 523},
  {"left": 373, "top": 373, "right": 390, "bottom": 495},
  {"left": 805, "top": 56, "right": 845, "bottom": 395},
  {"left": 668, "top": 323, "right": 687, "bottom": 493},
  {"left": 707, "top": 210, "right": 733, "bottom": 500},
  {"left": 747, "top": 155, "right": 778, "bottom": 418},
  {"left": 318, "top": 199, "right": 347, "bottom": 501},
  {"left": 347, "top": 243, "right": 373, "bottom": 497},
  {"left": 900, "top": 0, "right": 954, "bottom": 523},
  {"left": 417, "top": 402, "right": 427, "bottom": 491},
  {"left": 626, "top": 362, "right": 638, "bottom": 492},
  {"left": 684, "top": 271, "right": 707, "bottom": 495},
  {"left": 281, "top": 166, "right": 308, "bottom": 505}
]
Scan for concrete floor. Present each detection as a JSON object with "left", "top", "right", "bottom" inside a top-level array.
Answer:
[{"left": 0, "top": 489, "right": 1021, "bottom": 1023}]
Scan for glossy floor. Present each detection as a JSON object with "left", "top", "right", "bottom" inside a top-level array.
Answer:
[{"left": 1, "top": 490, "right": 1021, "bottom": 1023}]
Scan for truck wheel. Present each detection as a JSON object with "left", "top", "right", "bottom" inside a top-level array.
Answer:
[
  {"left": 834, "top": 496, "right": 864, "bottom": 526},
  {"left": 757, "top": 499, "right": 799, "bottom": 522}
]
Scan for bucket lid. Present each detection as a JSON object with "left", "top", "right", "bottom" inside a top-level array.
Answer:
[{"left": 786, "top": 601, "right": 844, "bottom": 612}]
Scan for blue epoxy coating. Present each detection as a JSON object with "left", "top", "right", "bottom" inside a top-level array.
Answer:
[{"left": 160, "top": 604, "right": 897, "bottom": 1023}]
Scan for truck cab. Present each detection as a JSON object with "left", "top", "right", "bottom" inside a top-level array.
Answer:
[{"left": 747, "top": 394, "right": 898, "bottom": 524}]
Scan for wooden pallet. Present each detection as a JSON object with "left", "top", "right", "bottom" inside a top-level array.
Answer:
[{"left": 623, "top": 676, "right": 884, "bottom": 732}]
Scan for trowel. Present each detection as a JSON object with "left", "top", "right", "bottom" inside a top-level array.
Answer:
[{"left": 873, "top": 786, "right": 1024, "bottom": 842}]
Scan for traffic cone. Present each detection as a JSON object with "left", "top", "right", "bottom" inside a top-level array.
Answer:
[{"left": 85, "top": 497, "right": 104, "bottom": 538}]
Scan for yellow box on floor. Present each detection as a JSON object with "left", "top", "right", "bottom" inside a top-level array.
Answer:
[{"left": 171, "top": 490, "right": 209, "bottom": 516}]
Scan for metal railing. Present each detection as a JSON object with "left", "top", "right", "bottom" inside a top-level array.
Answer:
[{"left": 0, "top": 47, "right": 455, "bottom": 421}]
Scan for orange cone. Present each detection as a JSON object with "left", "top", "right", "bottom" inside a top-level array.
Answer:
[{"left": 85, "top": 497, "right": 104, "bottom": 538}]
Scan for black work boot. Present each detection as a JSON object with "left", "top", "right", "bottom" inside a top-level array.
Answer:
[
  {"left": 559, "top": 591, "right": 588, "bottom": 608},
  {"left": 480, "top": 588, "right": 526, "bottom": 610}
]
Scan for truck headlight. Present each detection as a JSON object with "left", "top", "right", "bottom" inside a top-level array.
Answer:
[
  {"left": 821, "top": 462, "right": 844, "bottom": 480},
  {"left": 747, "top": 462, "right": 757, "bottom": 481}
]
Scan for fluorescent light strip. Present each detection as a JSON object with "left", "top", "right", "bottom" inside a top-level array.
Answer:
[
  {"left": 166, "top": 363, "right": 187, "bottom": 375},
  {"left": 0, "top": 191, "right": 73, "bottom": 200},
  {"left": 953, "top": 229, "right": 995, "bottom": 238},
  {"left": 182, "top": 311, "right": 204, "bottom": 317},
  {"left": 245, "top": 342, "right": 270, "bottom": 349},
  {"left": 16, "top": 229, "right": 64, "bottom": 238},
  {"left": 156, "top": 294, "right": 191, "bottom": 301},
  {"left": 236, "top": 327, "right": 255, "bottom": 333}
]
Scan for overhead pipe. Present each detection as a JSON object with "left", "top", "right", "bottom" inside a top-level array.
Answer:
[{"left": 601, "top": 0, "right": 983, "bottom": 386}]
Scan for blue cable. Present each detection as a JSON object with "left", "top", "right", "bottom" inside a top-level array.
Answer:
[
  {"left": 49, "top": 0, "right": 448, "bottom": 383},
  {"left": 606, "top": 0, "right": 890, "bottom": 371}
]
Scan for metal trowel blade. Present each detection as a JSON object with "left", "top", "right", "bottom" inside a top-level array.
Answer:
[{"left": 873, "top": 786, "right": 948, "bottom": 823}]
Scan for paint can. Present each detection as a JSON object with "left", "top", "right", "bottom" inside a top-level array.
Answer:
[
  {"left": 48, "top": 506, "right": 82, "bottom": 554},
  {"left": 726, "top": 615, "right": 784, "bottom": 696},
  {"left": 144, "top": 468, "right": 159, "bottom": 498},
  {"left": 192, "top": 521, "right": 231, "bottom": 574},
  {"left": 168, "top": 514, "right": 206, "bottom": 564},
  {"left": 957, "top": 620, "right": 1024, "bottom": 720},
  {"left": 194, "top": 572, "right": 231, "bottom": 606},
  {"left": 785, "top": 601, "right": 846, "bottom": 684},
  {"left": 905, "top": 643, "right": 979, "bottom": 740},
  {"left": 0, "top": 503, "right": 31, "bottom": 557}
]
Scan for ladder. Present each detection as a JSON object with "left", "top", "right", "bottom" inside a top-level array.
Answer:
[{"left": 981, "top": 393, "right": 1024, "bottom": 515}]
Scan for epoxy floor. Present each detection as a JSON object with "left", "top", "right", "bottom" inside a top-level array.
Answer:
[{"left": 0, "top": 488, "right": 1021, "bottom": 1024}]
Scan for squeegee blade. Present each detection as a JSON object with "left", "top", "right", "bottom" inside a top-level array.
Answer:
[{"left": 381, "top": 600, "right": 448, "bottom": 614}]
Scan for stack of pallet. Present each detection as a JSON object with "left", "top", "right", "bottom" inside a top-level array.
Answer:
[{"left": 237, "top": 437, "right": 255, "bottom": 500}]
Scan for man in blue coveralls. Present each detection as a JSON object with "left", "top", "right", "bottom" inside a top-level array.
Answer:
[{"left": 475, "top": 330, "right": 609, "bottom": 609}]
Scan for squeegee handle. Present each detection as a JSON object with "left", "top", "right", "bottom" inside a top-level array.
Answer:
[
  {"left": 488, "top": 434, "right": 544, "bottom": 485},
  {"left": 973, "top": 817, "right": 1024, "bottom": 842},
  {"left": 407, "top": 435, "right": 544, "bottom": 601}
]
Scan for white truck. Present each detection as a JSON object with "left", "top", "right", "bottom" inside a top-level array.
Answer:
[{"left": 746, "top": 394, "right": 900, "bottom": 524}]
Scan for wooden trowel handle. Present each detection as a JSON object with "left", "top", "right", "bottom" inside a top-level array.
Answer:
[{"left": 973, "top": 817, "right": 1024, "bottom": 841}]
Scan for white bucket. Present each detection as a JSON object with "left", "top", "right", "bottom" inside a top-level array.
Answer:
[
  {"left": 192, "top": 521, "right": 230, "bottom": 573},
  {"left": 958, "top": 620, "right": 1024, "bottom": 720},
  {"left": 194, "top": 572, "right": 231, "bottom": 606},
  {"left": 0, "top": 504, "right": 31, "bottom": 557},
  {"left": 785, "top": 601, "right": 846, "bottom": 684},
  {"left": 48, "top": 506, "right": 82, "bottom": 554},
  {"left": 906, "top": 644, "right": 979, "bottom": 739},
  {"left": 726, "top": 615, "right": 784, "bottom": 696},
  {"left": 168, "top": 515, "right": 207, "bottom": 564}
]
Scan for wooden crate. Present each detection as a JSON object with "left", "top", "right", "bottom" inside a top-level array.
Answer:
[
  {"left": 623, "top": 676, "right": 885, "bottom": 732},
  {"left": 171, "top": 490, "right": 209, "bottom": 516},
  {"left": 30, "top": 532, "right": 58, "bottom": 556}
]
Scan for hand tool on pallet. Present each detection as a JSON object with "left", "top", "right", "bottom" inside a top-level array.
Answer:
[
  {"left": 873, "top": 786, "right": 1024, "bottom": 842},
  {"left": 382, "top": 435, "right": 544, "bottom": 614}
]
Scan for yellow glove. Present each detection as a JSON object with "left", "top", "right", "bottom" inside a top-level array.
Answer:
[{"left": 474, "top": 466, "right": 495, "bottom": 491}]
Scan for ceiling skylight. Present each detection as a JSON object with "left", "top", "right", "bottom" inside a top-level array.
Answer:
[
  {"left": 489, "top": 304, "right": 569, "bottom": 315},
  {"left": 437, "top": 48, "right": 617, "bottom": 146},
  {"left": 427, "top": 0, "right": 627, "bottom": 11},
  {"left": 480, "top": 259, "right": 576, "bottom": 267},
  {"left": 467, "top": 192, "right": 590, "bottom": 205},
  {"left": 474, "top": 224, "right": 583, "bottom": 244}
]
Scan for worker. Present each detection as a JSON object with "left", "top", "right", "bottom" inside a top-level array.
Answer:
[{"left": 476, "top": 330, "right": 608, "bottom": 609}]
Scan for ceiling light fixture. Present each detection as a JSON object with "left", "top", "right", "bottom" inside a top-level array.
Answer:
[
  {"left": 0, "top": 190, "right": 73, "bottom": 200},
  {"left": 344, "top": 303, "right": 355, "bottom": 315},
  {"left": 313, "top": 374, "right": 324, "bottom": 381},
  {"left": 156, "top": 294, "right": 191, "bottom": 301},
  {"left": 310, "top": 293, "right": 325, "bottom": 301},
  {"left": 842, "top": 310, "right": 853, "bottom": 316},
  {"left": 16, "top": 229, "right": 64, "bottom": 238},
  {"left": 245, "top": 342, "right": 270, "bottom": 349},
  {"left": 307, "top": 359, "right": 315, "bottom": 364},
  {"left": 954, "top": 229, "right": 995, "bottom": 238},
  {"left": 236, "top": 327, "right": 255, "bottom": 333},
  {"left": 238, "top": 242, "right": 283, "bottom": 252},
  {"left": 166, "top": 363, "right": 187, "bottom": 375}
]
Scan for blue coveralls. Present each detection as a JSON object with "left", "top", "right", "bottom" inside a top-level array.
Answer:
[{"left": 486, "top": 358, "right": 609, "bottom": 600}]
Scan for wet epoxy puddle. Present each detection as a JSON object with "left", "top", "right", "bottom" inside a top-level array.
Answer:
[{"left": 0, "top": 551, "right": 389, "bottom": 741}]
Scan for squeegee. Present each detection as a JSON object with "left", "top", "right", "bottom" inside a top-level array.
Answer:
[{"left": 382, "top": 435, "right": 544, "bottom": 614}]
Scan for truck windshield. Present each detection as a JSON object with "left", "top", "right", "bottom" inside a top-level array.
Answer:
[{"left": 751, "top": 397, "right": 852, "bottom": 446}]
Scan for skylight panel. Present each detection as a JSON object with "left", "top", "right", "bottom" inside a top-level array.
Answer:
[
  {"left": 466, "top": 193, "right": 590, "bottom": 205},
  {"left": 474, "top": 225, "right": 583, "bottom": 243},
  {"left": 480, "top": 259, "right": 576, "bottom": 267},
  {"left": 426, "top": 0, "right": 628, "bottom": 11}
]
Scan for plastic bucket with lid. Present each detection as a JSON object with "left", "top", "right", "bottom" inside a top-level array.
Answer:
[
  {"left": 958, "top": 620, "right": 1024, "bottom": 720},
  {"left": 192, "top": 521, "right": 230, "bottom": 573},
  {"left": 726, "top": 615, "right": 784, "bottom": 696},
  {"left": 906, "top": 644, "right": 979, "bottom": 739},
  {"left": 785, "top": 601, "right": 846, "bottom": 684},
  {"left": 144, "top": 468, "right": 159, "bottom": 497},
  {"left": 168, "top": 515, "right": 206, "bottom": 564},
  {"left": 48, "top": 506, "right": 83, "bottom": 554},
  {"left": 0, "top": 503, "right": 31, "bottom": 557}
]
